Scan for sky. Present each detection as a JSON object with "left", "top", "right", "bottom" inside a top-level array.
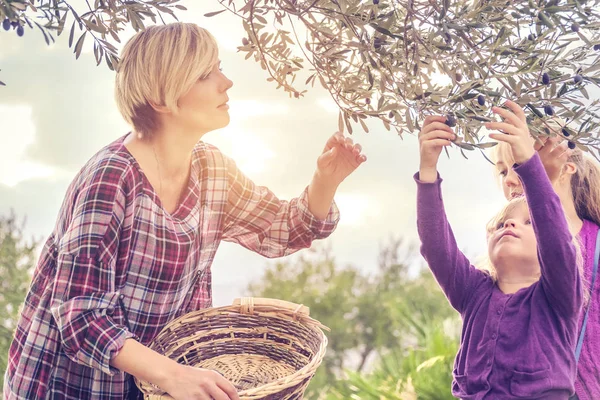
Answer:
[{"left": 0, "top": 1, "right": 508, "bottom": 306}]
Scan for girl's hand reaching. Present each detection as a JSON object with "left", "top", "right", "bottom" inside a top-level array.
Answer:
[
  {"left": 535, "top": 136, "right": 572, "bottom": 184},
  {"left": 418, "top": 115, "right": 456, "bottom": 182},
  {"left": 486, "top": 100, "right": 535, "bottom": 165}
]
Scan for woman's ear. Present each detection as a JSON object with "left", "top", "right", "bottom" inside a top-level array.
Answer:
[{"left": 149, "top": 101, "right": 171, "bottom": 114}]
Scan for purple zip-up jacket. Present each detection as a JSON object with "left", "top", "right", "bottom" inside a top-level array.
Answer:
[{"left": 416, "top": 153, "right": 583, "bottom": 399}]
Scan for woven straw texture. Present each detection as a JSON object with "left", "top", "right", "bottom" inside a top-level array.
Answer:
[{"left": 135, "top": 297, "right": 328, "bottom": 400}]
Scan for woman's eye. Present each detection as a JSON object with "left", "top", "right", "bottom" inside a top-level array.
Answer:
[{"left": 496, "top": 221, "right": 505, "bottom": 230}]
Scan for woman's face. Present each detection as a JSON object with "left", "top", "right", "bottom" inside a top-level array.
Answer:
[{"left": 175, "top": 62, "right": 234, "bottom": 135}]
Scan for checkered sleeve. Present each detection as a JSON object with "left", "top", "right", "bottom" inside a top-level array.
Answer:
[
  {"left": 50, "top": 161, "right": 136, "bottom": 376},
  {"left": 221, "top": 155, "right": 339, "bottom": 257}
]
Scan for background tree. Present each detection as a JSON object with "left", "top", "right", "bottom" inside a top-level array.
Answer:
[
  {"left": 247, "top": 238, "right": 455, "bottom": 398},
  {"left": 207, "top": 0, "right": 600, "bottom": 158},
  {"left": 0, "top": 0, "right": 187, "bottom": 85},
  {"left": 0, "top": 212, "right": 38, "bottom": 388},
  {"left": 328, "top": 320, "right": 460, "bottom": 400}
]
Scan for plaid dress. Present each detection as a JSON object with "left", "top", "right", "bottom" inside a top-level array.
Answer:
[{"left": 3, "top": 135, "right": 339, "bottom": 399}]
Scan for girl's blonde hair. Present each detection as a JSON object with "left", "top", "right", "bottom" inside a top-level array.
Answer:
[
  {"left": 115, "top": 23, "right": 219, "bottom": 137},
  {"left": 481, "top": 196, "right": 589, "bottom": 303},
  {"left": 569, "top": 149, "right": 600, "bottom": 228}
]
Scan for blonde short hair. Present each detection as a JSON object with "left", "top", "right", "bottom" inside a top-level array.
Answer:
[{"left": 115, "top": 23, "right": 219, "bottom": 136}]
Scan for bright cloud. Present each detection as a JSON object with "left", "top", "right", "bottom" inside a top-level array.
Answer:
[
  {"left": 334, "top": 192, "right": 380, "bottom": 227},
  {"left": 228, "top": 100, "right": 290, "bottom": 119},
  {"left": 0, "top": 105, "right": 55, "bottom": 186},
  {"left": 224, "top": 128, "right": 275, "bottom": 176},
  {"left": 317, "top": 97, "right": 339, "bottom": 114}
]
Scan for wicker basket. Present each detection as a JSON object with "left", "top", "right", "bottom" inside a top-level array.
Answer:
[{"left": 135, "top": 297, "right": 329, "bottom": 400}]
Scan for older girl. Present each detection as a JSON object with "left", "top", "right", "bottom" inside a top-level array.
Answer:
[{"left": 492, "top": 123, "right": 600, "bottom": 400}]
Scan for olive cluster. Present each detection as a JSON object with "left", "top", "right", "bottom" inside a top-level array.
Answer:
[{"left": 2, "top": 19, "right": 24, "bottom": 37}]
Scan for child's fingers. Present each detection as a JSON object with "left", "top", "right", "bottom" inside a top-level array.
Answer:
[
  {"left": 503, "top": 100, "right": 527, "bottom": 124},
  {"left": 421, "top": 122, "right": 454, "bottom": 136},
  {"left": 533, "top": 135, "right": 548, "bottom": 151},
  {"left": 422, "top": 139, "right": 453, "bottom": 150},
  {"left": 550, "top": 141, "right": 571, "bottom": 160},
  {"left": 491, "top": 106, "right": 525, "bottom": 129},
  {"left": 423, "top": 115, "right": 448, "bottom": 127},
  {"left": 538, "top": 136, "right": 560, "bottom": 157},
  {"left": 540, "top": 137, "right": 572, "bottom": 163},
  {"left": 485, "top": 122, "right": 522, "bottom": 136},
  {"left": 542, "top": 141, "right": 572, "bottom": 166},
  {"left": 556, "top": 149, "right": 571, "bottom": 163},
  {"left": 489, "top": 132, "right": 518, "bottom": 144},
  {"left": 420, "top": 130, "right": 455, "bottom": 143},
  {"left": 550, "top": 139, "right": 568, "bottom": 154},
  {"left": 547, "top": 136, "right": 562, "bottom": 146}
]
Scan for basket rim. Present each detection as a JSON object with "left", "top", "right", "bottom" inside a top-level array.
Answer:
[{"left": 135, "top": 302, "right": 328, "bottom": 398}]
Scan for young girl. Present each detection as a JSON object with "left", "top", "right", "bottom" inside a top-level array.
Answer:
[
  {"left": 492, "top": 126, "right": 600, "bottom": 400},
  {"left": 3, "top": 23, "right": 367, "bottom": 400},
  {"left": 416, "top": 100, "right": 583, "bottom": 399}
]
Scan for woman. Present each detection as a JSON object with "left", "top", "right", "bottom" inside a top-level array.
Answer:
[{"left": 3, "top": 23, "right": 367, "bottom": 400}]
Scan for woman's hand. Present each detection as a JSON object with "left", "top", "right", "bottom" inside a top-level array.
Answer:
[
  {"left": 314, "top": 131, "right": 367, "bottom": 189},
  {"left": 161, "top": 366, "right": 240, "bottom": 400}
]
